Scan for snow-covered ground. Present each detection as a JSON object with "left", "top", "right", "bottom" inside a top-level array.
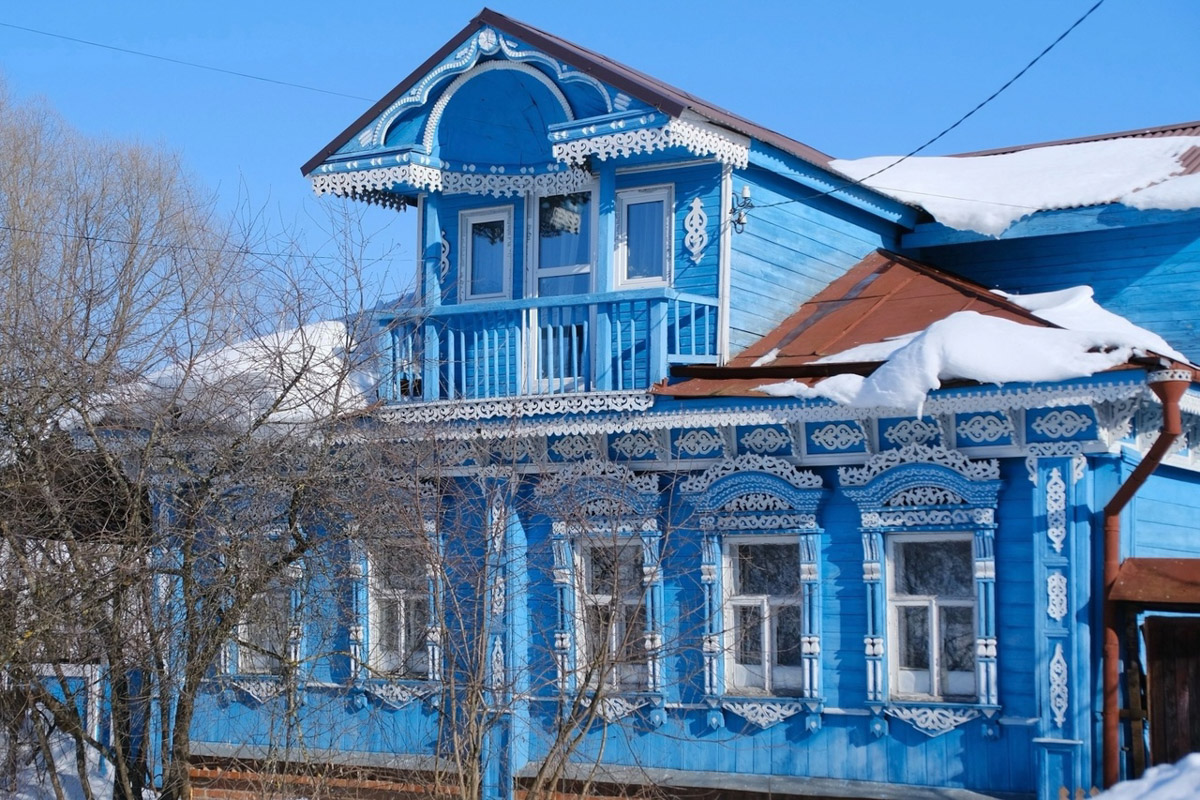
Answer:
[
  {"left": 2, "top": 734, "right": 110, "bottom": 800},
  {"left": 1096, "top": 753, "right": 1200, "bottom": 799},
  {"left": 757, "top": 285, "right": 1187, "bottom": 413},
  {"left": 832, "top": 136, "right": 1200, "bottom": 236}
]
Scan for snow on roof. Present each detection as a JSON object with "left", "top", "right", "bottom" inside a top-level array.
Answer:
[
  {"left": 830, "top": 136, "right": 1200, "bottom": 236},
  {"left": 757, "top": 285, "right": 1188, "bottom": 414},
  {"left": 1096, "top": 753, "right": 1200, "bottom": 800}
]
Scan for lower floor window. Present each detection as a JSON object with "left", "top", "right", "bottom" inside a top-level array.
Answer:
[
  {"left": 581, "top": 540, "right": 647, "bottom": 690},
  {"left": 239, "top": 581, "right": 295, "bottom": 675},
  {"left": 369, "top": 552, "right": 430, "bottom": 677},
  {"left": 725, "top": 539, "right": 803, "bottom": 696},
  {"left": 888, "top": 535, "right": 976, "bottom": 700}
]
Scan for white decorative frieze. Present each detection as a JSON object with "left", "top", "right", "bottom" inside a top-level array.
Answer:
[
  {"left": 883, "top": 418, "right": 941, "bottom": 446},
  {"left": 684, "top": 197, "right": 709, "bottom": 263},
  {"left": 1047, "top": 572, "right": 1068, "bottom": 622},
  {"left": 228, "top": 678, "right": 286, "bottom": 705},
  {"left": 710, "top": 512, "right": 818, "bottom": 531},
  {"left": 740, "top": 426, "right": 791, "bottom": 454},
  {"left": 550, "top": 434, "right": 599, "bottom": 461},
  {"left": 676, "top": 429, "right": 724, "bottom": 457},
  {"left": 839, "top": 444, "right": 999, "bottom": 486},
  {"left": 1024, "top": 441, "right": 1087, "bottom": 485},
  {"left": 1031, "top": 409, "right": 1094, "bottom": 440},
  {"left": 1096, "top": 395, "right": 1143, "bottom": 447},
  {"left": 553, "top": 117, "right": 750, "bottom": 168},
  {"left": 611, "top": 431, "right": 658, "bottom": 459},
  {"left": 597, "top": 696, "right": 647, "bottom": 723},
  {"left": 362, "top": 681, "right": 434, "bottom": 710},
  {"left": 861, "top": 508, "right": 993, "bottom": 530},
  {"left": 679, "top": 453, "right": 822, "bottom": 495},
  {"left": 491, "top": 575, "right": 506, "bottom": 617},
  {"left": 1046, "top": 468, "right": 1067, "bottom": 554},
  {"left": 311, "top": 162, "right": 592, "bottom": 200},
  {"left": 490, "top": 638, "right": 505, "bottom": 692},
  {"left": 1049, "top": 643, "right": 1069, "bottom": 728},
  {"left": 886, "top": 705, "right": 981, "bottom": 737},
  {"left": 721, "top": 700, "right": 804, "bottom": 729},
  {"left": 956, "top": 413, "right": 1014, "bottom": 444},
  {"left": 883, "top": 486, "right": 965, "bottom": 507},
  {"left": 810, "top": 422, "right": 866, "bottom": 451}
]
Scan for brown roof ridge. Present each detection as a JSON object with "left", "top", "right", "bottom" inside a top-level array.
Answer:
[
  {"left": 949, "top": 119, "right": 1200, "bottom": 159},
  {"left": 302, "top": 7, "right": 833, "bottom": 177}
]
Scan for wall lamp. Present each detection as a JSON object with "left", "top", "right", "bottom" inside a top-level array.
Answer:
[{"left": 730, "top": 185, "right": 753, "bottom": 233}]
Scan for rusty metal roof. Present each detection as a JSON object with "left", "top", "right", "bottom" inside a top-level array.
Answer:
[
  {"left": 1110, "top": 558, "right": 1200, "bottom": 609},
  {"left": 660, "top": 250, "right": 1090, "bottom": 399},
  {"left": 303, "top": 8, "right": 833, "bottom": 178}
]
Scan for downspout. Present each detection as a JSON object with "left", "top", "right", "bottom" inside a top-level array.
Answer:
[{"left": 1101, "top": 368, "right": 1192, "bottom": 787}]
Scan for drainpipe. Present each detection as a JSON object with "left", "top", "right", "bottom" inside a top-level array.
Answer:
[{"left": 1102, "top": 368, "right": 1192, "bottom": 787}]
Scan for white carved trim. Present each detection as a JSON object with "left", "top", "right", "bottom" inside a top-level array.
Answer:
[
  {"left": 884, "top": 486, "right": 965, "bottom": 507},
  {"left": 1030, "top": 409, "right": 1094, "bottom": 440},
  {"left": 597, "top": 696, "right": 647, "bottom": 723},
  {"left": 683, "top": 197, "right": 709, "bottom": 263},
  {"left": 611, "top": 431, "right": 658, "bottom": 459},
  {"left": 1045, "top": 468, "right": 1067, "bottom": 554},
  {"left": 885, "top": 705, "right": 981, "bottom": 737},
  {"left": 311, "top": 162, "right": 591, "bottom": 200},
  {"left": 1025, "top": 441, "right": 1087, "bottom": 485},
  {"left": 228, "top": 678, "right": 286, "bottom": 705},
  {"left": 706, "top": 512, "right": 818, "bottom": 531},
  {"left": 1049, "top": 644, "right": 1069, "bottom": 728},
  {"left": 956, "top": 413, "right": 1014, "bottom": 444},
  {"left": 438, "top": 230, "right": 451, "bottom": 279},
  {"left": 882, "top": 418, "right": 941, "bottom": 446},
  {"left": 1047, "top": 572, "right": 1068, "bottom": 622},
  {"left": 679, "top": 453, "right": 822, "bottom": 495},
  {"left": 490, "top": 638, "right": 505, "bottom": 692},
  {"left": 553, "top": 118, "right": 750, "bottom": 168},
  {"left": 361, "top": 681, "right": 434, "bottom": 710},
  {"left": 676, "top": 429, "right": 724, "bottom": 456},
  {"left": 839, "top": 444, "right": 999, "bottom": 486},
  {"left": 535, "top": 459, "right": 658, "bottom": 498},
  {"left": 861, "top": 507, "right": 993, "bottom": 529},
  {"left": 810, "top": 422, "right": 866, "bottom": 451},
  {"left": 721, "top": 700, "right": 804, "bottom": 729},
  {"left": 740, "top": 426, "right": 791, "bottom": 454}
]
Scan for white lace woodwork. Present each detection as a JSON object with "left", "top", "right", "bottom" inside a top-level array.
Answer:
[
  {"left": 550, "top": 434, "right": 602, "bottom": 461},
  {"left": 809, "top": 422, "right": 866, "bottom": 451},
  {"left": 1047, "top": 572, "right": 1068, "bottom": 622},
  {"left": 611, "top": 430, "right": 659, "bottom": 459},
  {"left": 489, "top": 637, "right": 505, "bottom": 694},
  {"left": 1045, "top": 468, "right": 1068, "bottom": 554},
  {"left": 438, "top": 230, "right": 451, "bottom": 280},
  {"left": 1049, "top": 643, "right": 1069, "bottom": 728},
  {"left": 596, "top": 696, "right": 647, "bottom": 723},
  {"left": 882, "top": 418, "right": 942, "bottom": 447},
  {"left": 956, "top": 413, "right": 1014, "bottom": 444},
  {"left": 721, "top": 700, "right": 805, "bottom": 729},
  {"left": 683, "top": 197, "right": 709, "bottom": 263},
  {"left": 360, "top": 681, "right": 435, "bottom": 710},
  {"left": 843, "top": 446, "right": 1001, "bottom": 710},
  {"left": 1025, "top": 442, "right": 1088, "bottom": 485},
  {"left": 227, "top": 678, "right": 287, "bottom": 705},
  {"left": 885, "top": 705, "right": 982, "bottom": 737},
  {"left": 1030, "top": 409, "right": 1095, "bottom": 440},
  {"left": 1096, "top": 395, "right": 1143, "bottom": 447},
  {"left": 367, "top": 377, "right": 1146, "bottom": 445},
  {"left": 552, "top": 117, "right": 750, "bottom": 169},
  {"left": 311, "top": 161, "right": 592, "bottom": 200},
  {"left": 679, "top": 453, "right": 822, "bottom": 496},
  {"left": 676, "top": 428, "right": 724, "bottom": 457},
  {"left": 740, "top": 426, "right": 792, "bottom": 454},
  {"left": 700, "top": 534, "right": 721, "bottom": 697}
]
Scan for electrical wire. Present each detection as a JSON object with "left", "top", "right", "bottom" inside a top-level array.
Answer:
[{"left": 0, "top": 20, "right": 373, "bottom": 102}]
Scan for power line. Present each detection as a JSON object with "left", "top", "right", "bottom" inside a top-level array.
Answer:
[
  {"left": 0, "top": 20, "right": 373, "bottom": 102},
  {"left": 751, "top": 0, "right": 1108, "bottom": 212}
]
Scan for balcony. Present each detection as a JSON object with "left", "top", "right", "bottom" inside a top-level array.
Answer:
[{"left": 379, "top": 288, "right": 719, "bottom": 402}]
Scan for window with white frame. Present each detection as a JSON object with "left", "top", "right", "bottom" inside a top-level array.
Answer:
[
  {"left": 887, "top": 534, "right": 976, "bottom": 701},
  {"left": 579, "top": 540, "right": 647, "bottom": 690},
  {"left": 615, "top": 185, "right": 672, "bottom": 287},
  {"left": 724, "top": 538, "right": 803, "bottom": 696},
  {"left": 534, "top": 190, "right": 594, "bottom": 297},
  {"left": 460, "top": 206, "right": 513, "bottom": 300},
  {"left": 368, "top": 550, "right": 430, "bottom": 677},
  {"left": 238, "top": 579, "right": 295, "bottom": 676}
]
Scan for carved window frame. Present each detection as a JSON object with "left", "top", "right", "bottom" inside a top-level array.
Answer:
[
  {"left": 364, "top": 532, "right": 438, "bottom": 681},
  {"left": 233, "top": 563, "right": 302, "bottom": 678},
  {"left": 839, "top": 444, "right": 1002, "bottom": 738}
]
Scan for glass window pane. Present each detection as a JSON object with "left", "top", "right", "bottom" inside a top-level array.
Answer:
[
  {"left": 940, "top": 606, "right": 976, "bottom": 674},
  {"left": 898, "top": 605, "right": 930, "bottom": 670},
  {"left": 538, "top": 273, "right": 590, "bottom": 297},
  {"left": 896, "top": 540, "right": 973, "bottom": 598},
  {"left": 470, "top": 219, "right": 505, "bottom": 296},
  {"left": 735, "top": 605, "right": 764, "bottom": 666},
  {"left": 585, "top": 605, "right": 610, "bottom": 660},
  {"left": 618, "top": 605, "right": 647, "bottom": 663},
  {"left": 737, "top": 543, "right": 800, "bottom": 596},
  {"left": 587, "top": 544, "right": 641, "bottom": 596},
  {"left": 539, "top": 193, "right": 591, "bottom": 270},
  {"left": 625, "top": 200, "right": 665, "bottom": 281},
  {"left": 774, "top": 604, "right": 804, "bottom": 667}
]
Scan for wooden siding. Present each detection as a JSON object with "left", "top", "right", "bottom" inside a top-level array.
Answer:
[
  {"left": 1131, "top": 464, "right": 1200, "bottom": 557},
  {"left": 913, "top": 217, "right": 1200, "bottom": 363},
  {"left": 727, "top": 169, "right": 897, "bottom": 356}
]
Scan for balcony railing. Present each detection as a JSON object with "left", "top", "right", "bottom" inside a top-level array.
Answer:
[{"left": 379, "top": 288, "right": 719, "bottom": 402}]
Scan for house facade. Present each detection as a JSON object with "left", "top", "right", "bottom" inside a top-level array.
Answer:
[{"left": 188, "top": 10, "right": 1200, "bottom": 800}]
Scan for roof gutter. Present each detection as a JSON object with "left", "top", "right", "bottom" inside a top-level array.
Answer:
[{"left": 1101, "top": 368, "right": 1192, "bottom": 787}]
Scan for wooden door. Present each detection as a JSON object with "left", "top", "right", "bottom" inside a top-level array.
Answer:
[{"left": 1144, "top": 615, "right": 1200, "bottom": 765}]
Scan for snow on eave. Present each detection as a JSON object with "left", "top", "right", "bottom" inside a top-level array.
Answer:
[{"left": 830, "top": 136, "right": 1200, "bottom": 237}]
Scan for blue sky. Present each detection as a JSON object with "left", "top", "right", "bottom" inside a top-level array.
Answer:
[{"left": 2, "top": 0, "right": 1196, "bottom": 297}]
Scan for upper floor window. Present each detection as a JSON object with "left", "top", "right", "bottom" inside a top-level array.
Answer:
[
  {"left": 461, "top": 206, "right": 513, "bottom": 301},
  {"left": 580, "top": 539, "right": 647, "bottom": 690},
  {"left": 725, "top": 538, "right": 803, "bottom": 696},
  {"left": 535, "top": 190, "right": 594, "bottom": 297},
  {"left": 888, "top": 534, "right": 975, "bottom": 701},
  {"left": 368, "top": 549, "right": 430, "bottom": 678},
  {"left": 616, "top": 185, "right": 672, "bottom": 287}
]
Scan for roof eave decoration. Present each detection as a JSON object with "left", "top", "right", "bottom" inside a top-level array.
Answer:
[{"left": 550, "top": 109, "right": 750, "bottom": 170}]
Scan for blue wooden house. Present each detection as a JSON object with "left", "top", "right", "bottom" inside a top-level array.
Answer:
[{"left": 187, "top": 10, "right": 1200, "bottom": 800}]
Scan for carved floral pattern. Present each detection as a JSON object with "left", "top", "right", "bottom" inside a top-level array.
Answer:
[
  {"left": 883, "top": 418, "right": 941, "bottom": 446},
  {"left": 611, "top": 431, "right": 658, "bottom": 459},
  {"left": 1031, "top": 409, "right": 1094, "bottom": 439},
  {"left": 810, "top": 422, "right": 866, "bottom": 451},
  {"left": 1047, "top": 572, "right": 1068, "bottom": 622},
  {"left": 676, "top": 429, "right": 724, "bottom": 457},
  {"left": 362, "top": 682, "right": 433, "bottom": 710},
  {"left": 311, "top": 163, "right": 592, "bottom": 200},
  {"left": 552, "top": 118, "right": 750, "bottom": 168},
  {"left": 679, "top": 453, "right": 822, "bottom": 495},
  {"left": 740, "top": 427, "right": 791, "bottom": 454},
  {"left": 683, "top": 197, "right": 709, "bottom": 263},
  {"left": 839, "top": 444, "right": 1000, "bottom": 486},
  {"left": 1046, "top": 468, "right": 1067, "bottom": 553},
  {"left": 596, "top": 696, "right": 647, "bottom": 723},
  {"left": 228, "top": 678, "right": 286, "bottom": 705},
  {"left": 885, "top": 705, "right": 981, "bottom": 737},
  {"left": 883, "top": 486, "right": 964, "bottom": 507},
  {"left": 1049, "top": 643, "right": 1069, "bottom": 728},
  {"left": 721, "top": 701, "right": 804, "bottom": 729},
  {"left": 956, "top": 413, "right": 1014, "bottom": 444},
  {"left": 550, "top": 435, "right": 598, "bottom": 461}
]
